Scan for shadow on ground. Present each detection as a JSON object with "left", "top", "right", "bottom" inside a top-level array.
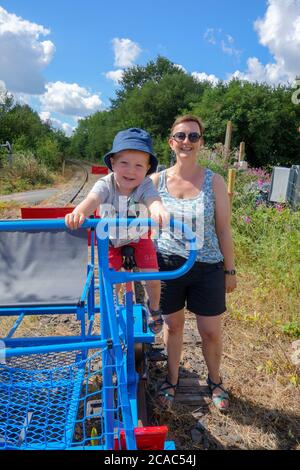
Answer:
[{"left": 147, "top": 362, "right": 300, "bottom": 450}]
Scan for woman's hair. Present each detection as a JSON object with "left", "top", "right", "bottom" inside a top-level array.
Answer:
[{"left": 170, "top": 114, "right": 205, "bottom": 136}]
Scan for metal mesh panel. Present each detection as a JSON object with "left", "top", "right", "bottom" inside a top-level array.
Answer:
[{"left": 0, "top": 348, "right": 128, "bottom": 450}]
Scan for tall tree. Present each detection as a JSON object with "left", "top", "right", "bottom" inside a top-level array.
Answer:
[
  {"left": 192, "top": 80, "right": 300, "bottom": 167},
  {"left": 112, "top": 56, "right": 187, "bottom": 107}
]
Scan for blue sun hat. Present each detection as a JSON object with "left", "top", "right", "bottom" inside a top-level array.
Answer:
[{"left": 103, "top": 127, "right": 158, "bottom": 175}]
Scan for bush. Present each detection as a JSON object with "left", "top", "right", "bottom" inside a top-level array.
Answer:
[
  {"left": 35, "top": 137, "right": 61, "bottom": 170},
  {"left": 231, "top": 169, "right": 300, "bottom": 331},
  {"left": 0, "top": 152, "right": 54, "bottom": 194}
]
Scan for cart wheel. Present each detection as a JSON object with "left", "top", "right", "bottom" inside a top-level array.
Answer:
[
  {"left": 135, "top": 342, "right": 148, "bottom": 426},
  {"left": 134, "top": 280, "right": 146, "bottom": 304},
  {"left": 132, "top": 267, "right": 146, "bottom": 304}
]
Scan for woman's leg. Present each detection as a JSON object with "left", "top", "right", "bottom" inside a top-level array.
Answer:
[
  {"left": 196, "top": 314, "right": 228, "bottom": 408},
  {"left": 158, "top": 309, "right": 185, "bottom": 403}
]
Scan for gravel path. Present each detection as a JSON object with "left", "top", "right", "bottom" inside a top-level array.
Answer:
[{"left": 0, "top": 188, "right": 59, "bottom": 204}]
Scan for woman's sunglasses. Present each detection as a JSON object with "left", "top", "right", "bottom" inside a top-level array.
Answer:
[{"left": 172, "top": 132, "right": 202, "bottom": 143}]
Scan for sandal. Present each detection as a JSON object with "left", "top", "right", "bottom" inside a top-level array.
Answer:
[
  {"left": 206, "top": 375, "right": 229, "bottom": 412},
  {"left": 147, "top": 301, "right": 164, "bottom": 334},
  {"left": 157, "top": 377, "right": 179, "bottom": 406}
]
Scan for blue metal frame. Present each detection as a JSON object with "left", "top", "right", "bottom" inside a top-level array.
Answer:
[{"left": 0, "top": 218, "right": 197, "bottom": 450}]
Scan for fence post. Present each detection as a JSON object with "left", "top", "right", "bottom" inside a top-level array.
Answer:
[
  {"left": 239, "top": 141, "right": 245, "bottom": 162},
  {"left": 227, "top": 168, "right": 236, "bottom": 214},
  {"left": 223, "top": 121, "right": 232, "bottom": 165}
]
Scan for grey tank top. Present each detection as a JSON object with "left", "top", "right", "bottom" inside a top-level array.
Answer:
[{"left": 157, "top": 168, "right": 223, "bottom": 263}]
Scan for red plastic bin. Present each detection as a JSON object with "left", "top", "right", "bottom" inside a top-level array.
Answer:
[
  {"left": 114, "top": 426, "right": 168, "bottom": 450},
  {"left": 20, "top": 207, "right": 97, "bottom": 246},
  {"left": 91, "top": 166, "right": 108, "bottom": 175},
  {"left": 21, "top": 207, "right": 74, "bottom": 219}
]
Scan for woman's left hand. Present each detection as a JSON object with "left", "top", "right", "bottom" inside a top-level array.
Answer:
[{"left": 225, "top": 274, "right": 237, "bottom": 293}]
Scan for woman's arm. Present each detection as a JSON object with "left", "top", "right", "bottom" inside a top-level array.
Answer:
[{"left": 213, "top": 174, "right": 237, "bottom": 293}]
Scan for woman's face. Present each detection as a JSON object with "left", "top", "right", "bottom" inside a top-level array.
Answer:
[{"left": 169, "top": 121, "right": 203, "bottom": 162}]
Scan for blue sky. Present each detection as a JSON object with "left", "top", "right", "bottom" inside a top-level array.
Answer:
[{"left": 0, "top": 0, "right": 299, "bottom": 135}]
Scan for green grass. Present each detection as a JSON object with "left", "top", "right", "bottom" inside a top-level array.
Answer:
[
  {"left": 198, "top": 154, "right": 300, "bottom": 338},
  {"left": 229, "top": 169, "right": 300, "bottom": 337}
]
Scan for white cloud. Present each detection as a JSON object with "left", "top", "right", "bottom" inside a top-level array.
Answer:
[
  {"left": 112, "top": 38, "right": 141, "bottom": 68},
  {"left": 0, "top": 79, "right": 6, "bottom": 96},
  {"left": 39, "top": 111, "right": 74, "bottom": 137},
  {"left": 230, "top": 0, "right": 300, "bottom": 84},
  {"left": 204, "top": 28, "right": 241, "bottom": 59},
  {"left": 0, "top": 79, "right": 7, "bottom": 104},
  {"left": 221, "top": 37, "right": 241, "bottom": 59},
  {"left": 39, "top": 111, "right": 51, "bottom": 122},
  {"left": 228, "top": 57, "right": 271, "bottom": 83},
  {"left": 14, "top": 93, "right": 31, "bottom": 105},
  {"left": 174, "top": 64, "right": 187, "bottom": 73},
  {"left": 105, "top": 69, "right": 124, "bottom": 84},
  {"left": 204, "top": 28, "right": 218, "bottom": 45},
  {"left": 61, "top": 122, "right": 74, "bottom": 136},
  {"left": 191, "top": 71, "right": 219, "bottom": 86},
  {"left": 0, "top": 79, "right": 15, "bottom": 105},
  {"left": 40, "top": 81, "right": 102, "bottom": 117},
  {"left": 106, "top": 38, "right": 141, "bottom": 86},
  {"left": 0, "top": 6, "right": 55, "bottom": 94}
]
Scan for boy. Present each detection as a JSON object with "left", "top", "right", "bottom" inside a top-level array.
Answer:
[{"left": 65, "top": 127, "right": 169, "bottom": 333}]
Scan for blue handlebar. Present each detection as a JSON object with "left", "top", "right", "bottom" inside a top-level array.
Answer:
[
  {"left": 93, "top": 218, "right": 197, "bottom": 282},
  {"left": 0, "top": 217, "right": 197, "bottom": 282}
]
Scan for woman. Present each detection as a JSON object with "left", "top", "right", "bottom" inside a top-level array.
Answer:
[{"left": 151, "top": 115, "right": 237, "bottom": 411}]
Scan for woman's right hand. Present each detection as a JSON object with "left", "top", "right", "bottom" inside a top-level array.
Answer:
[{"left": 65, "top": 211, "right": 86, "bottom": 230}]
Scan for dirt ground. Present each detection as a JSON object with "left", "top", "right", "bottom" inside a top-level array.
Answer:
[{"left": 147, "top": 310, "right": 300, "bottom": 450}]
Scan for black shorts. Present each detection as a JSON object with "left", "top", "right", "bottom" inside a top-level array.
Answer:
[{"left": 157, "top": 252, "right": 226, "bottom": 317}]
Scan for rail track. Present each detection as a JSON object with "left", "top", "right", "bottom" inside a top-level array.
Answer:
[
  {"left": 50, "top": 159, "right": 99, "bottom": 207},
  {"left": 64, "top": 159, "right": 90, "bottom": 205}
]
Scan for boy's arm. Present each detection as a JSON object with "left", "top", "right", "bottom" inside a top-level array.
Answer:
[{"left": 65, "top": 192, "right": 100, "bottom": 229}]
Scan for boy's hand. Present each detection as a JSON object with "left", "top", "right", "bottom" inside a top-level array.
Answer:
[
  {"left": 149, "top": 202, "right": 170, "bottom": 227},
  {"left": 65, "top": 211, "right": 86, "bottom": 230}
]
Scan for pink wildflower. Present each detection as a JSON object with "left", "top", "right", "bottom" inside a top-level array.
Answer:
[
  {"left": 257, "top": 179, "right": 264, "bottom": 187},
  {"left": 275, "top": 203, "right": 284, "bottom": 212}
]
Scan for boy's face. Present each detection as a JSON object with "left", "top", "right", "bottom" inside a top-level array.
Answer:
[{"left": 110, "top": 150, "right": 151, "bottom": 194}]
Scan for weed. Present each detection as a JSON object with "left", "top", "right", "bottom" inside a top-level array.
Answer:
[{"left": 282, "top": 322, "right": 300, "bottom": 339}]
